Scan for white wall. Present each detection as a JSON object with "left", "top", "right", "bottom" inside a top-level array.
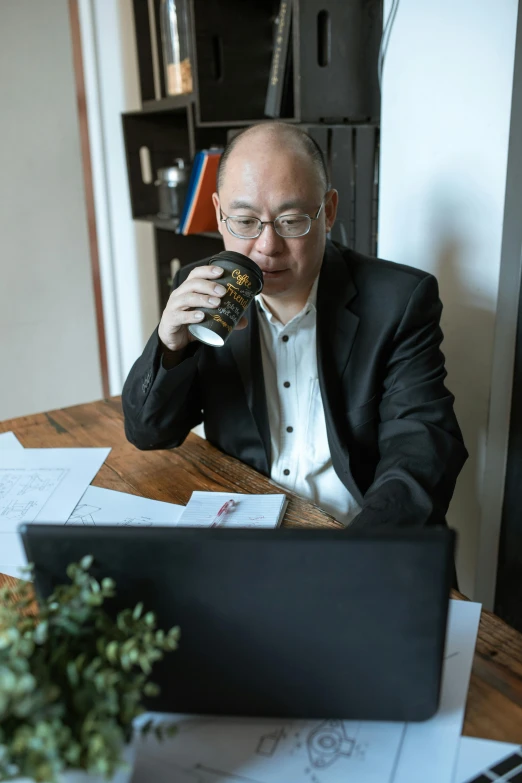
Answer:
[
  {"left": 378, "top": 0, "right": 518, "bottom": 598},
  {"left": 79, "top": 0, "right": 159, "bottom": 393},
  {"left": 0, "top": 0, "right": 103, "bottom": 420}
]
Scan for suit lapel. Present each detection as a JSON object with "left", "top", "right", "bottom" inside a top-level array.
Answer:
[
  {"left": 317, "top": 241, "right": 359, "bottom": 384},
  {"left": 317, "top": 241, "right": 363, "bottom": 503},
  {"left": 229, "top": 304, "right": 271, "bottom": 474}
]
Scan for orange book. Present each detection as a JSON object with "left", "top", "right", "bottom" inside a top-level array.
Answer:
[{"left": 180, "top": 150, "right": 222, "bottom": 235}]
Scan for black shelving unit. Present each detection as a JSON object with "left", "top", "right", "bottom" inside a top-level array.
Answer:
[{"left": 124, "top": 0, "right": 383, "bottom": 311}]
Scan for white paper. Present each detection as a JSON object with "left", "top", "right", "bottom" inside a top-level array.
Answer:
[
  {"left": 455, "top": 737, "right": 521, "bottom": 782},
  {"left": 178, "top": 491, "right": 287, "bottom": 528},
  {"left": 0, "top": 485, "right": 182, "bottom": 579},
  {"left": 0, "top": 434, "right": 24, "bottom": 575},
  {"left": 0, "top": 448, "right": 110, "bottom": 566},
  {"left": 131, "top": 600, "right": 480, "bottom": 783},
  {"left": 0, "top": 437, "right": 27, "bottom": 575},
  {"left": 393, "top": 599, "right": 482, "bottom": 783},
  {"left": 67, "top": 486, "right": 183, "bottom": 527},
  {"left": 133, "top": 715, "right": 406, "bottom": 783},
  {"left": 0, "top": 563, "right": 30, "bottom": 579},
  {"left": 0, "top": 432, "right": 23, "bottom": 450}
]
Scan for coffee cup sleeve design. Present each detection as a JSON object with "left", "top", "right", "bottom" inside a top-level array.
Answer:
[{"left": 188, "top": 251, "right": 264, "bottom": 347}]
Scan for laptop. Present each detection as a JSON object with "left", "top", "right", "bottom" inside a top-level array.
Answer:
[{"left": 20, "top": 524, "right": 455, "bottom": 722}]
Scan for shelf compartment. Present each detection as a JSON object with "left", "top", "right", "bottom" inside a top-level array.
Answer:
[
  {"left": 122, "top": 109, "right": 193, "bottom": 219},
  {"left": 191, "top": 0, "right": 281, "bottom": 124},
  {"left": 155, "top": 230, "right": 224, "bottom": 309},
  {"left": 293, "top": 0, "right": 382, "bottom": 123},
  {"left": 141, "top": 94, "right": 195, "bottom": 114}
]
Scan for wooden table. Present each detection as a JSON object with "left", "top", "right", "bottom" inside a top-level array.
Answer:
[{"left": 1, "top": 399, "right": 521, "bottom": 742}]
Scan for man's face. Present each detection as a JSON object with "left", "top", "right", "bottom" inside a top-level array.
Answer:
[{"left": 212, "top": 138, "right": 338, "bottom": 302}]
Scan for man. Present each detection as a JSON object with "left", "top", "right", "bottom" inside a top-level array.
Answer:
[{"left": 122, "top": 122, "right": 467, "bottom": 529}]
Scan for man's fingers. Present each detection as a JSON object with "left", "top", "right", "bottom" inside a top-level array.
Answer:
[
  {"left": 173, "top": 292, "right": 222, "bottom": 311},
  {"left": 169, "top": 280, "right": 227, "bottom": 308},
  {"left": 172, "top": 309, "right": 205, "bottom": 327},
  {"left": 186, "top": 265, "right": 224, "bottom": 281}
]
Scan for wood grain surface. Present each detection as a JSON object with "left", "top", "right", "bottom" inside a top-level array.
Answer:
[{"left": 1, "top": 398, "right": 521, "bottom": 740}]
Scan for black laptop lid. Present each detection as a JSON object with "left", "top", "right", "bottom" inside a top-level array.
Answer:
[{"left": 20, "top": 525, "right": 454, "bottom": 722}]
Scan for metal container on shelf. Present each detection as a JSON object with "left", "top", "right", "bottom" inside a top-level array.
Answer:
[
  {"left": 159, "top": 0, "right": 193, "bottom": 96},
  {"left": 155, "top": 159, "right": 190, "bottom": 220}
]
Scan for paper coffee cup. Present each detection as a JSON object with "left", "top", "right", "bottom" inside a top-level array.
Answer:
[{"left": 188, "top": 251, "right": 264, "bottom": 347}]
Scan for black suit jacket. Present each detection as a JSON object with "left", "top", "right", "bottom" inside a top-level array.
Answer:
[{"left": 122, "top": 241, "right": 468, "bottom": 529}]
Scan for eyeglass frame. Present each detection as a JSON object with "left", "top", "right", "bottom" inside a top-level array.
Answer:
[{"left": 219, "top": 197, "right": 327, "bottom": 239}]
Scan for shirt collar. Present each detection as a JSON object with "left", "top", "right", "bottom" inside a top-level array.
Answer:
[{"left": 256, "top": 275, "right": 319, "bottom": 327}]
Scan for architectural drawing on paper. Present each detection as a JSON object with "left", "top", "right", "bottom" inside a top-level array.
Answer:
[
  {"left": 306, "top": 720, "right": 355, "bottom": 769},
  {"left": 173, "top": 718, "right": 362, "bottom": 781},
  {"left": 119, "top": 516, "right": 153, "bottom": 527},
  {"left": 0, "top": 469, "right": 66, "bottom": 499},
  {"left": 0, "top": 469, "right": 68, "bottom": 523},
  {"left": 133, "top": 712, "right": 414, "bottom": 783},
  {"left": 17, "top": 472, "right": 65, "bottom": 495},
  {"left": 256, "top": 726, "right": 285, "bottom": 757},
  {"left": 0, "top": 499, "right": 38, "bottom": 521},
  {"left": 67, "top": 499, "right": 154, "bottom": 527},
  {"left": 0, "top": 472, "right": 24, "bottom": 498},
  {"left": 67, "top": 504, "right": 101, "bottom": 525}
]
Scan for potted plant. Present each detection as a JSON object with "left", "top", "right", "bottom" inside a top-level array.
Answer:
[{"left": 0, "top": 556, "right": 179, "bottom": 783}]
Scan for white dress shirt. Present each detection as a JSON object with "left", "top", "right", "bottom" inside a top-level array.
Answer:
[{"left": 256, "top": 278, "right": 361, "bottom": 526}]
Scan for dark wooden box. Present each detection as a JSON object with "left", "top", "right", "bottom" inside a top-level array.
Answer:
[
  {"left": 122, "top": 108, "right": 193, "bottom": 219},
  {"left": 329, "top": 125, "right": 379, "bottom": 255},
  {"left": 293, "top": 0, "right": 382, "bottom": 122},
  {"left": 191, "top": 0, "right": 279, "bottom": 124}
]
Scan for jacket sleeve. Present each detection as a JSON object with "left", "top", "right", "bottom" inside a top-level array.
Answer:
[
  {"left": 121, "top": 320, "right": 204, "bottom": 450},
  {"left": 350, "top": 274, "right": 468, "bottom": 529},
  {"left": 122, "top": 329, "right": 203, "bottom": 449}
]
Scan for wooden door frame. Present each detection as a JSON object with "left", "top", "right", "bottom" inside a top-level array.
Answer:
[{"left": 68, "top": 0, "right": 110, "bottom": 399}]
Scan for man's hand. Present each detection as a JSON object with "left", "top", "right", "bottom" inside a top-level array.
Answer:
[{"left": 158, "top": 265, "right": 248, "bottom": 355}]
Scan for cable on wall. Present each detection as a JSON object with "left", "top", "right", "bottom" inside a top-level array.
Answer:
[{"left": 378, "top": 0, "right": 401, "bottom": 90}]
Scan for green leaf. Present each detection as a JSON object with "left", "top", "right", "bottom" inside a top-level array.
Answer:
[
  {"left": 34, "top": 621, "right": 48, "bottom": 645},
  {"left": 80, "top": 554, "right": 94, "bottom": 570},
  {"left": 105, "top": 641, "right": 119, "bottom": 664},
  {"left": 0, "top": 557, "right": 180, "bottom": 781},
  {"left": 66, "top": 661, "right": 79, "bottom": 688}
]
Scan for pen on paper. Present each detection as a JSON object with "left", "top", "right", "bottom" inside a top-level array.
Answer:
[{"left": 211, "top": 499, "right": 236, "bottom": 527}]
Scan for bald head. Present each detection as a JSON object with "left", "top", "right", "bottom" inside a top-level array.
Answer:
[{"left": 216, "top": 122, "right": 329, "bottom": 194}]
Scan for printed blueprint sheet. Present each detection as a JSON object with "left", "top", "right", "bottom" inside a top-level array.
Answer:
[
  {"left": 0, "top": 446, "right": 110, "bottom": 567},
  {"left": 132, "top": 601, "right": 481, "bottom": 783}
]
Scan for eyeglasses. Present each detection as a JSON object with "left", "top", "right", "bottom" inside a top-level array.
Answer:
[{"left": 220, "top": 199, "right": 325, "bottom": 239}]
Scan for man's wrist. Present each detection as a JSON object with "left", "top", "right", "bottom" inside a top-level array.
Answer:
[
  {"left": 161, "top": 344, "right": 185, "bottom": 369},
  {"left": 160, "top": 340, "right": 199, "bottom": 370}
]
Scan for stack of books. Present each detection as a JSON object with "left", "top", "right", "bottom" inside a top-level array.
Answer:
[{"left": 178, "top": 148, "right": 223, "bottom": 235}]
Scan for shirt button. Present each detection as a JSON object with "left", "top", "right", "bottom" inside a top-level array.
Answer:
[
  {"left": 286, "top": 426, "right": 293, "bottom": 433},
  {"left": 282, "top": 335, "right": 289, "bottom": 342},
  {"left": 283, "top": 381, "right": 290, "bottom": 388},
  {"left": 283, "top": 469, "right": 290, "bottom": 476}
]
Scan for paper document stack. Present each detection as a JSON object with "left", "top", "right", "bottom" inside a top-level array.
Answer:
[{"left": 0, "top": 431, "right": 182, "bottom": 578}]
